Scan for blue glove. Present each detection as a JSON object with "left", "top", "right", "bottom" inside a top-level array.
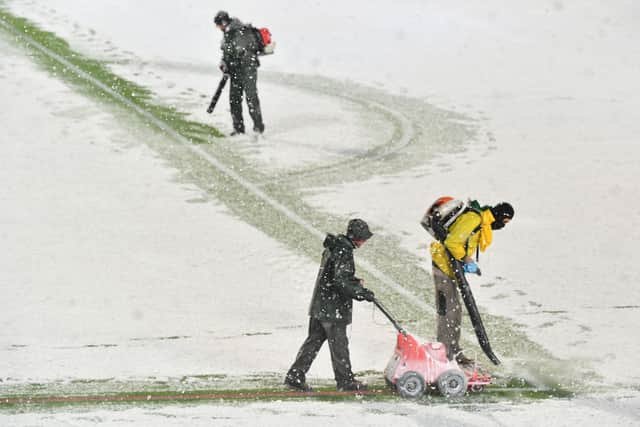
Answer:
[{"left": 463, "top": 261, "right": 479, "bottom": 274}]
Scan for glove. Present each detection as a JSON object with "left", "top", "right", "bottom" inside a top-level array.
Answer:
[
  {"left": 356, "top": 288, "right": 375, "bottom": 302},
  {"left": 463, "top": 261, "right": 479, "bottom": 274},
  {"left": 364, "top": 289, "right": 375, "bottom": 302},
  {"left": 219, "top": 60, "right": 228, "bottom": 74}
]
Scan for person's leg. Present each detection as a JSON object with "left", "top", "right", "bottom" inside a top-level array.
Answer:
[
  {"left": 322, "top": 321, "right": 356, "bottom": 388},
  {"left": 433, "top": 266, "right": 462, "bottom": 360},
  {"left": 228, "top": 73, "right": 245, "bottom": 133},
  {"left": 285, "top": 317, "right": 326, "bottom": 388},
  {"left": 243, "top": 67, "right": 264, "bottom": 133}
]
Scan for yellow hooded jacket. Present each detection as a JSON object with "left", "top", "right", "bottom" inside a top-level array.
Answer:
[{"left": 430, "top": 209, "right": 496, "bottom": 277}]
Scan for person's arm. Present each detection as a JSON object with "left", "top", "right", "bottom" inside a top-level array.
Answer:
[
  {"left": 333, "top": 250, "right": 374, "bottom": 300},
  {"left": 220, "top": 34, "right": 234, "bottom": 72}
]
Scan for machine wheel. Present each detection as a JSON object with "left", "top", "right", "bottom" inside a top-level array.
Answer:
[
  {"left": 436, "top": 370, "right": 468, "bottom": 397},
  {"left": 396, "top": 371, "right": 426, "bottom": 399},
  {"left": 470, "top": 384, "right": 485, "bottom": 392}
]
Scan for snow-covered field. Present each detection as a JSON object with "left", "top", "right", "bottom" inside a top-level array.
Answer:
[{"left": 1, "top": 0, "right": 639, "bottom": 425}]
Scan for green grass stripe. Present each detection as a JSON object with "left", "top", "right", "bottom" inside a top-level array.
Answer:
[
  {"left": 0, "top": 383, "right": 571, "bottom": 411},
  {"left": 0, "top": 372, "right": 572, "bottom": 410}
]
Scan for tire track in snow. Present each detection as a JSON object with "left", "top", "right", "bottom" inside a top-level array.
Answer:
[
  {"left": 260, "top": 72, "right": 418, "bottom": 187},
  {"left": 97, "top": 58, "right": 419, "bottom": 187}
]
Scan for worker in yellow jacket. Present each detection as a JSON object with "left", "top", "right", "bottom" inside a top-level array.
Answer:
[{"left": 430, "top": 202, "right": 514, "bottom": 365}]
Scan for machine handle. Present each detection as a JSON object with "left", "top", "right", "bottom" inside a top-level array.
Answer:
[{"left": 373, "top": 299, "right": 407, "bottom": 336}]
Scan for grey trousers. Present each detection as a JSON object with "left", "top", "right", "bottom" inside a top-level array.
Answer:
[
  {"left": 286, "top": 317, "right": 354, "bottom": 386},
  {"left": 433, "top": 265, "right": 462, "bottom": 360},
  {"left": 229, "top": 66, "right": 264, "bottom": 133}
]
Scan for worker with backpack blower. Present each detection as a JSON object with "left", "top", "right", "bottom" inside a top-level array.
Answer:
[
  {"left": 211, "top": 11, "right": 271, "bottom": 136},
  {"left": 424, "top": 199, "right": 514, "bottom": 366}
]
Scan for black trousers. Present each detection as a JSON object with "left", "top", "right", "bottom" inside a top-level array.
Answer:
[
  {"left": 229, "top": 66, "right": 264, "bottom": 133},
  {"left": 287, "top": 317, "right": 354, "bottom": 386}
]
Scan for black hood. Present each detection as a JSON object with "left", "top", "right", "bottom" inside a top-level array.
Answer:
[
  {"left": 490, "top": 202, "right": 514, "bottom": 221},
  {"left": 323, "top": 234, "right": 354, "bottom": 251},
  {"left": 490, "top": 202, "right": 514, "bottom": 230},
  {"left": 323, "top": 233, "right": 338, "bottom": 250}
]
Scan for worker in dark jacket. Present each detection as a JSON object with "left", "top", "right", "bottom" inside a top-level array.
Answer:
[
  {"left": 214, "top": 11, "right": 265, "bottom": 136},
  {"left": 285, "top": 219, "right": 376, "bottom": 392}
]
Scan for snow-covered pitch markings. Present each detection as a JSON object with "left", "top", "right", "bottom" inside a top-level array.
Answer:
[
  {"left": 346, "top": 96, "right": 414, "bottom": 156},
  {"left": 0, "top": 18, "right": 464, "bottom": 333},
  {"left": 260, "top": 73, "right": 418, "bottom": 187}
]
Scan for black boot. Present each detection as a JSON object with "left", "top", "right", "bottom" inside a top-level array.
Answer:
[
  {"left": 284, "top": 370, "right": 312, "bottom": 392},
  {"left": 337, "top": 379, "right": 367, "bottom": 391}
]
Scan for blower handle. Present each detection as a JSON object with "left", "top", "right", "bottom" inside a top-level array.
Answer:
[{"left": 373, "top": 299, "right": 407, "bottom": 336}]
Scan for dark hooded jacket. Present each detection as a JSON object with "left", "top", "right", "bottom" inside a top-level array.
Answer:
[
  {"left": 220, "top": 18, "right": 261, "bottom": 72},
  {"left": 308, "top": 234, "right": 369, "bottom": 324}
]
